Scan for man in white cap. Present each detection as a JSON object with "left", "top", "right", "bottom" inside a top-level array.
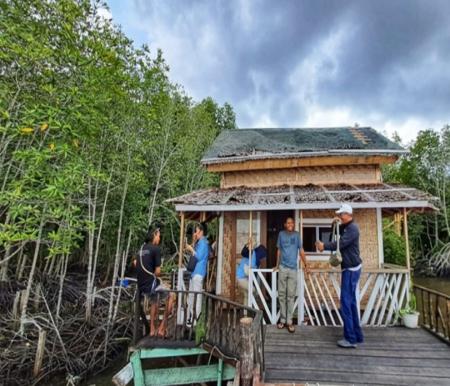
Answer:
[{"left": 316, "top": 203, "right": 363, "bottom": 348}]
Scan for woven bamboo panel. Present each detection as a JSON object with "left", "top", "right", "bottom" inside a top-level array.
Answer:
[
  {"left": 222, "top": 165, "right": 380, "bottom": 188},
  {"left": 220, "top": 212, "right": 234, "bottom": 299}
]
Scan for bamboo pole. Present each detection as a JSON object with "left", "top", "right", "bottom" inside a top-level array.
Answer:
[
  {"left": 247, "top": 211, "right": 253, "bottom": 307},
  {"left": 299, "top": 210, "right": 303, "bottom": 240},
  {"left": 403, "top": 208, "right": 411, "bottom": 272},
  {"left": 239, "top": 317, "right": 254, "bottom": 386},
  {"left": 248, "top": 211, "right": 253, "bottom": 259},
  {"left": 178, "top": 212, "right": 185, "bottom": 268}
]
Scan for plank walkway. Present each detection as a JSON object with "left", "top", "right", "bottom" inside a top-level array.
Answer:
[{"left": 264, "top": 326, "right": 450, "bottom": 386}]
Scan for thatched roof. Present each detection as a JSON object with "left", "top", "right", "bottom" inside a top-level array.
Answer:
[
  {"left": 202, "top": 127, "right": 406, "bottom": 165},
  {"left": 168, "top": 183, "right": 437, "bottom": 212}
]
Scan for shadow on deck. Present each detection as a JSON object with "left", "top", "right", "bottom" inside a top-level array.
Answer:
[{"left": 264, "top": 326, "right": 450, "bottom": 386}]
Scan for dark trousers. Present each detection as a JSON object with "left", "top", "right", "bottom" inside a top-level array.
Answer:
[{"left": 341, "top": 268, "right": 364, "bottom": 344}]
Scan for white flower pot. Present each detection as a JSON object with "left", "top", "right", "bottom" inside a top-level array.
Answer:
[{"left": 402, "top": 312, "right": 419, "bottom": 328}]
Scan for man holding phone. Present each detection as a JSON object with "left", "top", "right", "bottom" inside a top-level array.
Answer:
[{"left": 185, "top": 222, "right": 209, "bottom": 324}]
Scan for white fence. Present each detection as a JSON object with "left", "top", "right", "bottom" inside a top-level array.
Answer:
[{"left": 248, "top": 267, "right": 410, "bottom": 326}]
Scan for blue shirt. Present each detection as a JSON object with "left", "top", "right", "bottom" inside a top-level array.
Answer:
[
  {"left": 236, "top": 250, "right": 257, "bottom": 279},
  {"left": 277, "top": 230, "right": 301, "bottom": 269},
  {"left": 192, "top": 236, "right": 209, "bottom": 278}
]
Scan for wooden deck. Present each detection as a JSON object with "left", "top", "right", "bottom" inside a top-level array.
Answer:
[{"left": 264, "top": 326, "right": 450, "bottom": 386}]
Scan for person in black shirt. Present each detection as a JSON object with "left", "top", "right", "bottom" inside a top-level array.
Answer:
[{"left": 135, "top": 227, "right": 174, "bottom": 337}]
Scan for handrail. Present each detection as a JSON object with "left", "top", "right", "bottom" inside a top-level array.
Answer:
[
  {"left": 133, "top": 287, "right": 264, "bottom": 379},
  {"left": 251, "top": 267, "right": 410, "bottom": 274},
  {"left": 414, "top": 284, "right": 450, "bottom": 299},
  {"left": 413, "top": 284, "right": 450, "bottom": 344}
]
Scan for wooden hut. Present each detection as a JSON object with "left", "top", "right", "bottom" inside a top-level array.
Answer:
[{"left": 168, "top": 127, "right": 436, "bottom": 326}]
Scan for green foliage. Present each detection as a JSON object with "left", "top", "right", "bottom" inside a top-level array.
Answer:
[
  {"left": 383, "top": 126, "right": 450, "bottom": 275},
  {"left": 399, "top": 292, "right": 417, "bottom": 316},
  {"left": 0, "top": 0, "right": 236, "bottom": 277},
  {"left": 383, "top": 221, "right": 406, "bottom": 266}
]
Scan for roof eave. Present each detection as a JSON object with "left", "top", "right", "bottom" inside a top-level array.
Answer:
[
  {"left": 201, "top": 149, "right": 408, "bottom": 166},
  {"left": 174, "top": 201, "right": 437, "bottom": 212}
]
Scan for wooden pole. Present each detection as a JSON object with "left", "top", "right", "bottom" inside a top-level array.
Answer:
[
  {"left": 298, "top": 209, "right": 305, "bottom": 325},
  {"left": 403, "top": 208, "right": 411, "bottom": 272},
  {"left": 178, "top": 212, "right": 185, "bottom": 269},
  {"left": 248, "top": 211, "right": 253, "bottom": 307},
  {"left": 33, "top": 329, "right": 46, "bottom": 377},
  {"left": 248, "top": 211, "right": 253, "bottom": 260},
  {"left": 239, "top": 317, "right": 254, "bottom": 386},
  {"left": 394, "top": 212, "right": 402, "bottom": 236},
  {"left": 299, "top": 210, "right": 303, "bottom": 240}
]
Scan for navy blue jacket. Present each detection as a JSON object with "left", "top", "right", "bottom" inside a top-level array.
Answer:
[{"left": 324, "top": 221, "right": 362, "bottom": 269}]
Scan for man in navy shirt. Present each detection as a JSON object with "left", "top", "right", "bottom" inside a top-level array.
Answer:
[
  {"left": 276, "top": 217, "right": 308, "bottom": 333},
  {"left": 316, "top": 203, "right": 364, "bottom": 348}
]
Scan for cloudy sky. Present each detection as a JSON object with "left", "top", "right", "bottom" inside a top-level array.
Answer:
[{"left": 105, "top": 0, "right": 450, "bottom": 142}]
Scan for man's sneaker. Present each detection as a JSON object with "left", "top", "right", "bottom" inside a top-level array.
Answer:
[{"left": 337, "top": 339, "right": 357, "bottom": 348}]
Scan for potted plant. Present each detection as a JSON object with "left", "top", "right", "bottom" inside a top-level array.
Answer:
[{"left": 399, "top": 291, "right": 420, "bottom": 328}]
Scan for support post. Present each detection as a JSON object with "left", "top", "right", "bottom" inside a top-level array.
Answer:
[
  {"left": 178, "top": 212, "right": 185, "bottom": 270},
  {"left": 247, "top": 211, "right": 253, "bottom": 307},
  {"left": 177, "top": 212, "right": 186, "bottom": 324},
  {"left": 216, "top": 213, "right": 224, "bottom": 294},
  {"left": 403, "top": 208, "right": 411, "bottom": 272},
  {"left": 403, "top": 208, "right": 411, "bottom": 302},
  {"left": 239, "top": 317, "right": 254, "bottom": 386},
  {"left": 297, "top": 210, "right": 304, "bottom": 325},
  {"left": 33, "top": 329, "right": 46, "bottom": 377},
  {"left": 377, "top": 208, "right": 384, "bottom": 268}
]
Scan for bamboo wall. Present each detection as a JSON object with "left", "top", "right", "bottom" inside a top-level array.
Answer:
[{"left": 221, "top": 165, "right": 381, "bottom": 188}]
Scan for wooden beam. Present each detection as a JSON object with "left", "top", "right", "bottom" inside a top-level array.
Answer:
[
  {"left": 230, "top": 213, "right": 236, "bottom": 300},
  {"left": 178, "top": 212, "right": 185, "bottom": 269},
  {"left": 377, "top": 208, "right": 384, "bottom": 268},
  {"left": 403, "top": 208, "right": 411, "bottom": 272},
  {"left": 216, "top": 213, "right": 224, "bottom": 294},
  {"left": 249, "top": 211, "right": 253, "bottom": 262},
  {"left": 205, "top": 155, "right": 399, "bottom": 173}
]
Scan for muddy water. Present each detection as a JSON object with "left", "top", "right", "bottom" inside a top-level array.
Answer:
[{"left": 414, "top": 276, "right": 450, "bottom": 295}]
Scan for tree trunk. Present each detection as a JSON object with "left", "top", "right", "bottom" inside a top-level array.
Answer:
[{"left": 20, "top": 210, "right": 46, "bottom": 333}]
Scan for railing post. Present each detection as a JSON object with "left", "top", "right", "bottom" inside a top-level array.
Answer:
[
  {"left": 239, "top": 317, "right": 254, "bottom": 386},
  {"left": 248, "top": 269, "right": 253, "bottom": 308},
  {"left": 272, "top": 270, "right": 277, "bottom": 324},
  {"left": 298, "top": 269, "right": 304, "bottom": 325}
]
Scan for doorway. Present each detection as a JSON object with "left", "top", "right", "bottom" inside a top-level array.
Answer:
[{"left": 266, "top": 210, "right": 295, "bottom": 269}]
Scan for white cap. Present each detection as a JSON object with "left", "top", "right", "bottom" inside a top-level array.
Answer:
[{"left": 336, "top": 203, "right": 353, "bottom": 215}]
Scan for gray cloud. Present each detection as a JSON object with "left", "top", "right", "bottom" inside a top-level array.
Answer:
[{"left": 108, "top": 0, "right": 450, "bottom": 141}]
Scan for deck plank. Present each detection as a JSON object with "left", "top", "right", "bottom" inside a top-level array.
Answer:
[{"left": 263, "top": 326, "right": 450, "bottom": 385}]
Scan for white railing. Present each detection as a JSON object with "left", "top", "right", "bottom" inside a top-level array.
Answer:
[{"left": 248, "top": 267, "right": 410, "bottom": 326}]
